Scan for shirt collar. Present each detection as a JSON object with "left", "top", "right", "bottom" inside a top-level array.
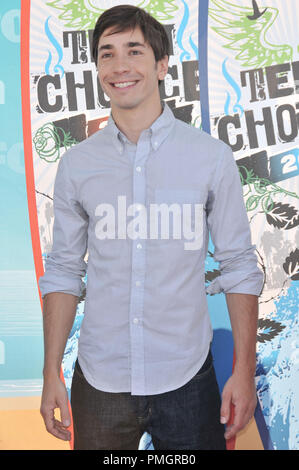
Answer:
[{"left": 104, "top": 101, "right": 175, "bottom": 155}]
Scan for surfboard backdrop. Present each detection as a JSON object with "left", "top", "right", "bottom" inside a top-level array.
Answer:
[
  {"left": 205, "top": 0, "right": 299, "bottom": 450},
  {"left": 0, "top": 0, "right": 298, "bottom": 450}
]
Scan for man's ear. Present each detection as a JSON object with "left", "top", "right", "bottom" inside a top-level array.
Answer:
[{"left": 158, "top": 55, "right": 169, "bottom": 81}]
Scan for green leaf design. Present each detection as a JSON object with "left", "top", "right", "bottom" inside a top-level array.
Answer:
[
  {"left": 246, "top": 194, "right": 260, "bottom": 211},
  {"left": 138, "top": 0, "right": 179, "bottom": 21},
  {"left": 253, "top": 179, "right": 267, "bottom": 195},
  {"left": 239, "top": 166, "right": 299, "bottom": 216},
  {"left": 261, "top": 194, "right": 274, "bottom": 214},
  {"left": 47, "top": 0, "right": 179, "bottom": 29},
  {"left": 209, "top": 0, "right": 293, "bottom": 68},
  {"left": 46, "top": 0, "right": 105, "bottom": 29}
]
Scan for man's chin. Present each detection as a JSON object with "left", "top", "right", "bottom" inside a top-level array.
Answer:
[{"left": 110, "top": 100, "right": 141, "bottom": 111}]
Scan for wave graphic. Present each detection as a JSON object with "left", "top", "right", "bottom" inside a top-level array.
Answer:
[
  {"left": 44, "top": 16, "right": 64, "bottom": 78},
  {"left": 177, "top": 0, "right": 198, "bottom": 62},
  {"left": 189, "top": 32, "right": 198, "bottom": 60},
  {"left": 222, "top": 58, "right": 243, "bottom": 116}
]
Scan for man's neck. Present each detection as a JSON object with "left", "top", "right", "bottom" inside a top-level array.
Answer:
[{"left": 111, "top": 101, "right": 163, "bottom": 144}]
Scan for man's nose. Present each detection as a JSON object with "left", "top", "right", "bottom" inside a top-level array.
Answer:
[{"left": 112, "top": 55, "right": 130, "bottom": 73}]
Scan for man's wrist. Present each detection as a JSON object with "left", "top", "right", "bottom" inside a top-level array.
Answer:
[
  {"left": 233, "top": 361, "right": 256, "bottom": 378},
  {"left": 43, "top": 365, "right": 62, "bottom": 380}
]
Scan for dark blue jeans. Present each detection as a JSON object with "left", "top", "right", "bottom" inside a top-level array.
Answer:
[{"left": 70, "top": 349, "right": 226, "bottom": 450}]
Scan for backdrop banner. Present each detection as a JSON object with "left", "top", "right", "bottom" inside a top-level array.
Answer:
[{"left": 206, "top": 0, "right": 299, "bottom": 450}]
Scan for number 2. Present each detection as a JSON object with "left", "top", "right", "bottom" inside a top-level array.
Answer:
[{"left": 281, "top": 153, "right": 298, "bottom": 174}]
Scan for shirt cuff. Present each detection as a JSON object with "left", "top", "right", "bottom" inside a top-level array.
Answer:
[
  {"left": 206, "top": 268, "right": 264, "bottom": 296},
  {"left": 38, "top": 270, "right": 85, "bottom": 299}
]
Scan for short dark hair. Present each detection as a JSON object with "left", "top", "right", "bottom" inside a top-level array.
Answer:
[{"left": 92, "top": 5, "right": 170, "bottom": 86}]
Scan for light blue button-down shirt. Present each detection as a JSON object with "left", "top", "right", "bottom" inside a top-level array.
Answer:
[{"left": 39, "top": 101, "right": 264, "bottom": 395}]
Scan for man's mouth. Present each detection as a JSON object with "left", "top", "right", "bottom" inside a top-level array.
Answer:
[{"left": 110, "top": 80, "right": 139, "bottom": 89}]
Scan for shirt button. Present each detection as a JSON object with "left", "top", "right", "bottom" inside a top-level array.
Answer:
[
  {"left": 136, "top": 166, "right": 141, "bottom": 172},
  {"left": 137, "top": 243, "right": 142, "bottom": 249},
  {"left": 133, "top": 318, "right": 139, "bottom": 324}
]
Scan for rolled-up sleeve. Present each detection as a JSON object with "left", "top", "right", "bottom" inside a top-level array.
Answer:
[
  {"left": 205, "top": 143, "right": 264, "bottom": 296},
  {"left": 38, "top": 153, "right": 88, "bottom": 299}
]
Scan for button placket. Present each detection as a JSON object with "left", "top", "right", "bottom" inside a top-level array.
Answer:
[{"left": 128, "top": 137, "right": 150, "bottom": 395}]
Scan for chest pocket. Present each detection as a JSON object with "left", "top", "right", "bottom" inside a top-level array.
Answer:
[{"left": 153, "top": 189, "right": 206, "bottom": 251}]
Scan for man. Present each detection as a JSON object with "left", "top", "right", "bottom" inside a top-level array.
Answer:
[{"left": 39, "top": 5, "right": 264, "bottom": 450}]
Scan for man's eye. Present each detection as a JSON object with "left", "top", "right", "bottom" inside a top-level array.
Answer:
[{"left": 100, "top": 50, "right": 141, "bottom": 59}]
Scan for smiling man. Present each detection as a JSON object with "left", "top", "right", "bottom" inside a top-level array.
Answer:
[{"left": 39, "top": 5, "right": 264, "bottom": 450}]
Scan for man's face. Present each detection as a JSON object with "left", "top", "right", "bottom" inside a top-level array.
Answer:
[{"left": 96, "top": 26, "right": 168, "bottom": 112}]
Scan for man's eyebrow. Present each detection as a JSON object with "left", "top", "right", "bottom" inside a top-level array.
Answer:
[{"left": 98, "top": 41, "right": 146, "bottom": 52}]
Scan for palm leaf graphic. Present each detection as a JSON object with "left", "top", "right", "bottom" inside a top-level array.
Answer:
[
  {"left": 209, "top": 0, "right": 292, "bottom": 68},
  {"left": 257, "top": 318, "right": 285, "bottom": 343},
  {"left": 138, "top": 0, "right": 179, "bottom": 21},
  {"left": 47, "top": 0, "right": 179, "bottom": 29},
  {"left": 46, "top": 0, "right": 105, "bottom": 29}
]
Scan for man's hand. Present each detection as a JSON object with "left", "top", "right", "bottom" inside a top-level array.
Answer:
[
  {"left": 220, "top": 370, "right": 257, "bottom": 440},
  {"left": 40, "top": 375, "right": 72, "bottom": 441}
]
